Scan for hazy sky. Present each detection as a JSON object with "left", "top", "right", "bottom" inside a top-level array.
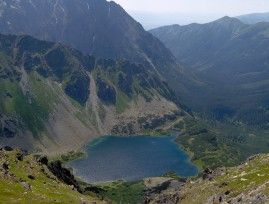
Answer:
[{"left": 111, "top": 0, "right": 269, "bottom": 29}]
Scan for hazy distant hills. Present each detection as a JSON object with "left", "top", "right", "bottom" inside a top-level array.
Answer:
[
  {"left": 236, "top": 12, "right": 269, "bottom": 24},
  {"left": 150, "top": 17, "right": 248, "bottom": 71},
  {"left": 150, "top": 16, "right": 269, "bottom": 126}
]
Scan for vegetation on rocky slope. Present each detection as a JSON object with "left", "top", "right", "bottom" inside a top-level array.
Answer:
[
  {"left": 173, "top": 115, "right": 269, "bottom": 170},
  {"left": 0, "top": 149, "right": 104, "bottom": 204},
  {"left": 92, "top": 180, "right": 145, "bottom": 204},
  {"left": 93, "top": 58, "right": 179, "bottom": 113},
  {"left": 145, "top": 154, "right": 269, "bottom": 204},
  {"left": 179, "top": 154, "right": 269, "bottom": 204}
]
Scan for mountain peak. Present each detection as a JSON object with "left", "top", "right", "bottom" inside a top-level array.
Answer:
[{"left": 212, "top": 16, "right": 245, "bottom": 26}]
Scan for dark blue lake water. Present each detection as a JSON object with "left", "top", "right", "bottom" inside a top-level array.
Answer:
[{"left": 67, "top": 136, "right": 198, "bottom": 183}]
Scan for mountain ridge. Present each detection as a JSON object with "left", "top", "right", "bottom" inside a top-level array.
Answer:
[
  {"left": 150, "top": 16, "right": 269, "bottom": 127},
  {"left": 236, "top": 12, "right": 269, "bottom": 24},
  {"left": 0, "top": 0, "right": 184, "bottom": 76},
  {"left": 150, "top": 16, "right": 248, "bottom": 69}
]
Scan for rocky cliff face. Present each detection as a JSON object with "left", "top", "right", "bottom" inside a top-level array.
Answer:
[{"left": 144, "top": 154, "right": 269, "bottom": 204}]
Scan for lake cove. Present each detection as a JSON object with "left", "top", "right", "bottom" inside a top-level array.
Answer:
[{"left": 67, "top": 136, "right": 198, "bottom": 183}]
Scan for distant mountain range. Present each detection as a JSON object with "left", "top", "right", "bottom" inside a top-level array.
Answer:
[
  {"left": 236, "top": 12, "right": 269, "bottom": 24},
  {"left": 150, "top": 16, "right": 269, "bottom": 126}
]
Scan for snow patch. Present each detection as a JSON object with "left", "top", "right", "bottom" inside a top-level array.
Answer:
[
  {"left": 92, "top": 35, "right": 95, "bottom": 44},
  {"left": 28, "top": 0, "right": 36, "bottom": 8},
  {"left": 52, "top": 0, "right": 66, "bottom": 24},
  {"left": 10, "top": 5, "right": 18, "bottom": 10}
]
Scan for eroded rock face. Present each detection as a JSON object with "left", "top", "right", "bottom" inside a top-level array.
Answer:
[
  {"left": 0, "top": 115, "right": 19, "bottom": 138},
  {"left": 3, "top": 127, "right": 16, "bottom": 138},
  {"left": 48, "top": 160, "right": 82, "bottom": 193},
  {"left": 96, "top": 76, "right": 116, "bottom": 106}
]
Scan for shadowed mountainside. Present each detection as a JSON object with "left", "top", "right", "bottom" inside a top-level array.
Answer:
[{"left": 150, "top": 17, "right": 269, "bottom": 127}]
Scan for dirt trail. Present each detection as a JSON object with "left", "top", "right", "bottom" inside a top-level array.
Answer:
[{"left": 163, "top": 117, "right": 184, "bottom": 130}]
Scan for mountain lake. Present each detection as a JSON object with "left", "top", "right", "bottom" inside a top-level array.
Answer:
[{"left": 67, "top": 135, "right": 198, "bottom": 183}]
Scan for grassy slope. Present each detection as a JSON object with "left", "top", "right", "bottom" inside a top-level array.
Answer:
[
  {"left": 179, "top": 154, "right": 269, "bottom": 203},
  {"left": 0, "top": 150, "right": 103, "bottom": 204},
  {"left": 0, "top": 35, "right": 94, "bottom": 145},
  {"left": 93, "top": 181, "right": 145, "bottom": 204},
  {"left": 0, "top": 78, "right": 50, "bottom": 136}
]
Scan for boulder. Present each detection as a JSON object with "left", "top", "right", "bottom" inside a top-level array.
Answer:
[
  {"left": 202, "top": 168, "right": 213, "bottom": 180},
  {"left": 22, "top": 182, "right": 31, "bottom": 191},
  {"left": 4, "top": 146, "right": 13, "bottom": 151},
  {"left": 16, "top": 152, "right": 24, "bottom": 161},
  {"left": 28, "top": 174, "right": 35, "bottom": 180}
]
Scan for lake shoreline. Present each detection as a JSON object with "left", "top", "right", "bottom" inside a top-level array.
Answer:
[{"left": 67, "top": 135, "right": 198, "bottom": 184}]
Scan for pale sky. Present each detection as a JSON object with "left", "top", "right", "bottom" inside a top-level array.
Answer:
[{"left": 111, "top": 0, "right": 269, "bottom": 29}]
